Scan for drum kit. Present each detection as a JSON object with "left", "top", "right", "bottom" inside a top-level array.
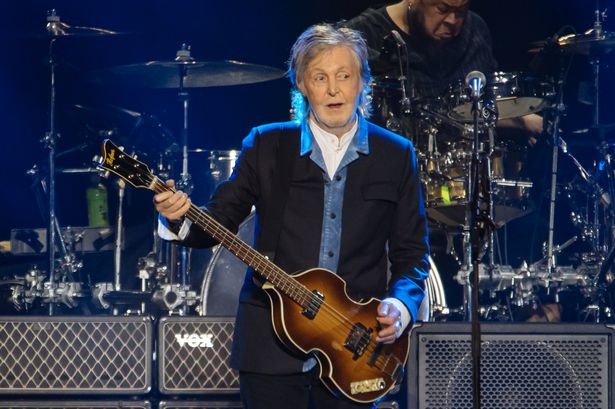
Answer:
[
  {"left": 2, "top": 6, "right": 615, "bottom": 326},
  {"left": 372, "top": 3, "right": 615, "bottom": 323}
]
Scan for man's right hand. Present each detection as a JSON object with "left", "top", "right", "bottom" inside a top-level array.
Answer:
[{"left": 154, "top": 179, "right": 192, "bottom": 221}]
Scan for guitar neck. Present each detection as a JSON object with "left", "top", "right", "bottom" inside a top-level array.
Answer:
[{"left": 150, "top": 177, "right": 308, "bottom": 303}]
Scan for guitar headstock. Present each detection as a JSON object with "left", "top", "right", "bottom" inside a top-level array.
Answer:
[{"left": 98, "top": 139, "right": 155, "bottom": 190}]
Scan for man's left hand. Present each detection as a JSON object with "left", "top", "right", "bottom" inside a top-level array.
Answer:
[{"left": 375, "top": 301, "right": 402, "bottom": 344}]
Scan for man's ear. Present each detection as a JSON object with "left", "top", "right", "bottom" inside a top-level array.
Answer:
[{"left": 297, "top": 79, "right": 306, "bottom": 96}]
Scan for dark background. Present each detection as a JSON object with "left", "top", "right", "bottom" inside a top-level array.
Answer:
[{"left": 0, "top": 0, "right": 614, "bottom": 292}]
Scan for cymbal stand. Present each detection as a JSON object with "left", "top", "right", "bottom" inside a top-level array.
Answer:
[
  {"left": 42, "top": 10, "right": 83, "bottom": 315},
  {"left": 174, "top": 44, "right": 195, "bottom": 315},
  {"left": 591, "top": 0, "right": 607, "bottom": 127},
  {"left": 113, "top": 179, "right": 126, "bottom": 316},
  {"left": 545, "top": 55, "right": 569, "bottom": 278}
]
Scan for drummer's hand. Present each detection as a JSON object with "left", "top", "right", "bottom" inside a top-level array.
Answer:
[
  {"left": 153, "top": 179, "right": 191, "bottom": 221},
  {"left": 376, "top": 301, "right": 402, "bottom": 344},
  {"left": 498, "top": 114, "right": 544, "bottom": 145},
  {"left": 520, "top": 114, "right": 544, "bottom": 145}
]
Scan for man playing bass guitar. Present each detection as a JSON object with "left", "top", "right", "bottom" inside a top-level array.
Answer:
[{"left": 155, "top": 23, "right": 429, "bottom": 409}]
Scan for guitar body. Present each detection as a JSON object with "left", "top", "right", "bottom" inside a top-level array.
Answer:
[{"left": 262, "top": 268, "right": 409, "bottom": 403}]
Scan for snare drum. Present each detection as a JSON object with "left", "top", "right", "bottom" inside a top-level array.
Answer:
[{"left": 447, "top": 72, "right": 555, "bottom": 122}]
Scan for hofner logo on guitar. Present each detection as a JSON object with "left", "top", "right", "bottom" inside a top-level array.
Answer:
[
  {"left": 175, "top": 333, "right": 215, "bottom": 348},
  {"left": 350, "top": 378, "right": 386, "bottom": 395}
]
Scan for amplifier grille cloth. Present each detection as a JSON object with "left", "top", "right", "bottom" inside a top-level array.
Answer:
[
  {"left": 0, "top": 317, "right": 151, "bottom": 394},
  {"left": 419, "top": 334, "right": 608, "bottom": 409},
  {"left": 160, "top": 318, "right": 239, "bottom": 393}
]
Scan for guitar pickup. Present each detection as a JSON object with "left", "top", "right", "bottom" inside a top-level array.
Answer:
[
  {"left": 344, "top": 323, "right": 372, "bottom": 359},
  {"left": 302, "top": 290, "right": 324, "bottom": 319}
]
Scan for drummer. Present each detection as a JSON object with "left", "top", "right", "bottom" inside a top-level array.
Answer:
[{"left": 342, "top": 0, "right": 543, "bottom": 138}]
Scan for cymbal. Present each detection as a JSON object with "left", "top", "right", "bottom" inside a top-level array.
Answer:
[
  {"left": 88, "top": 60, "right": 286, "bottom": 88},
  {"left": 529, "top": 30, "right": 615, "bottom": 56}
]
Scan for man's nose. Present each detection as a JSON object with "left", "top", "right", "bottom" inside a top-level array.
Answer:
[
  {"left": 327, "top": 79, "right": 339, "bottom": 95},
  {"left": 443, "top": 11, "right": 462, "bottom": 26}
]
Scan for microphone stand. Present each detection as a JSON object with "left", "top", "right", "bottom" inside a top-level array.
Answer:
[
  {"left": 467, "top": 83, "right": 496, "bottom": 409},
  {"left": 468, "top": 92, "right": 482, "bottom": 409}
]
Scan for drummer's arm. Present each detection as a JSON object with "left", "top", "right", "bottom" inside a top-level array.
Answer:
[{"left": 497, "top": 113, "right": 544, "bottom": 145}]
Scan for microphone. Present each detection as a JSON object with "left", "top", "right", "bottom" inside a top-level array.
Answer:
[{"left": 465, "top": 70, "right": 486, "bottom": 99}]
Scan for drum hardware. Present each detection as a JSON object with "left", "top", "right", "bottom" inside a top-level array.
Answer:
[
  {"left": 91, "top": 284, "right": 153, "bottom": 311},
  {"left": 453, "top": 260, "right": 602, "bottom": 322},
  {"left": 7, "top": 263, "right": 89, "bottom": 311},
  {"left": 151, "top": 284, "right": 198, "bottom": 312},
  {"left": 529, "top": 9, "right": 613, "bottom": 288},
  {"left": 91, "top": 282, "right": 114, "bottom": 310},
  {"left": 0, "top": 267, "right": 46, "bottom": 312},
  {"left": 540, "top": 45, "right": 573, "bottom": 280},
  {"left": 445, "top": 72, "right": 555, "bottom": 122},
  {"left": 417, "top": 98, "right": 535, "bottom": 228},
  {"left": 137, "top": 251, "right": 167, "bottom": 314},
  {"left": 43, "top": 9, "right": 124, "bottom": 38}
]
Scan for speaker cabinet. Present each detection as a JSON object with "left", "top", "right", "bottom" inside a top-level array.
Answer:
[
  {"left": 158, "top": 316, "right": 239, "bottom": 394},
  {"left": 0, "top": 316, "right": 152, "bottom": 395},
  {"left": 0, "top": 401, "right": 151, "bottom": 409},
  {"left": 408, "top": 322, "right": 615, "bottom": 409}
]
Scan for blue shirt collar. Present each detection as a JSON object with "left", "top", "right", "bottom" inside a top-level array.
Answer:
[{"left": 299, "top": 113, "right": 370, "bottom": 157}]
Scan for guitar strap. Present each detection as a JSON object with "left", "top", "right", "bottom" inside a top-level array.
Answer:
[{"left": 258, "top": 127, "right": 298, "bottom": 262}]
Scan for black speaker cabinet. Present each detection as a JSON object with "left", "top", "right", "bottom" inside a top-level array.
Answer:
[
  {"left": 158, "top": 401, "right": 242, "bottom": 409},
  {"left": 158, "top": 316, "right": 239, "bottom": 394},
  {"left": 0, "top": 401, "right": 151, "bottom": 409},
  {"left": 408, "top": 322, "right": 615, "bottom": 409},
  {"left": 0, "top": 316, "right": 152, "bottom": 395}
]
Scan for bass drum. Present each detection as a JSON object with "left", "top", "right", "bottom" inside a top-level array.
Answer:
[{"left": 199, "top": 212, "right": 447, "bottom": 322}]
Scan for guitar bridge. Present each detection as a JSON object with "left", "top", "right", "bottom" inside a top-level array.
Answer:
[
  {"left": 344, "top": 323, "right": 372, "bottom": 359},
  {"left": 302, "top": 290, "right": 324, "bottom": 319}
]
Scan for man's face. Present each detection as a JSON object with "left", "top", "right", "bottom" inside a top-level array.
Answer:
[
  {"left": 414, "top": 0, "right": 469, "bottom": 42},
  {"left": 298, "top": 46, "right": 362, "bottom": 137}
]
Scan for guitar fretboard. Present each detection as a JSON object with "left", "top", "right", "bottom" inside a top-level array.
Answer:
[{"left": 151, "top": 177, "right": 315, "bottom": 308}]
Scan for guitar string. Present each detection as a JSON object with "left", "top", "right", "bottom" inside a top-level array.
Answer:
[{"left": 151, "top": 176, "right": 400, "bottom": 374}]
